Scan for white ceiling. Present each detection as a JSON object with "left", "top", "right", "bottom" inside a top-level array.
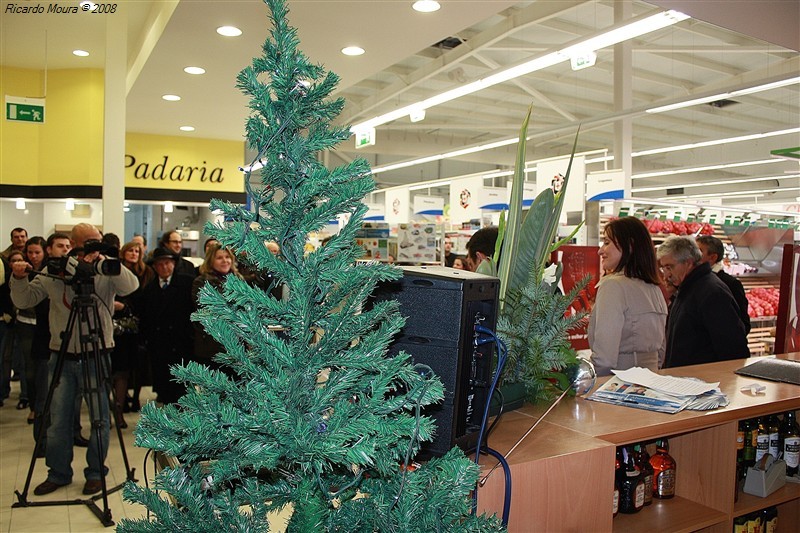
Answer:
[{"left": 2, "top": 0, "right": 799, "bottom": 209}]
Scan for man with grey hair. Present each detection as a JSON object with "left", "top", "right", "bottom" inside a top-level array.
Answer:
[
  {"left": 696, "top": 235, "right": 750, "bottom": 334},
  {"left": 657, "top": 235, "right": 749, "bottom": 368}
]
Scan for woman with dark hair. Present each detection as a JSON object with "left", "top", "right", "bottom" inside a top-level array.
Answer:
[
  {"left": 19, "top": 237, "right": 47, "bottom": 424},
  {"left": 192, "top": 244, "right": 242, "bottom": 372},
  {"left": 111, "top": 241, "right": 155, "bottom": 426},
  {"left": 588, "top": 217, "right": 667, "bottom": 375}
]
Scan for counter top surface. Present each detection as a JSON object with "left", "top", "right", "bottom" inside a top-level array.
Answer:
[{"left": 510, "top": 354, "right": 800, "bottom": 446}]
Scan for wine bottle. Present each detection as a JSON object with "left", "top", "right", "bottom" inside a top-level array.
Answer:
[
  {"left": 633, "top": 443, "right": 653, "bottom": 506},
  {"left": 649, "top": 438, "right": 676, "bottom": 498},
  {"left": 755, "top": 417, "right": 770, "bottom": 462},
  {"left": 767, "top": 414, "right": 781, "bottom": 459},
  {"left": 781, "top": 411, "right": 800, "bottom": 476},
  {"left": 617, "top": 446, "right": 645, "bottom": 513}
]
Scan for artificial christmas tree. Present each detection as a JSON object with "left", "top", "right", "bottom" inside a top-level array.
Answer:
[{"left": 118, "top": 1, "right": 505, "bottom": 531}]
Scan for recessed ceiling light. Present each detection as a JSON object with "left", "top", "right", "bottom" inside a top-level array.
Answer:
[
  {"left": 341, "top": 46, "right": 365, "bottom": 56},
  {"left": 216, "top": 26, "right": 242, "bottom": 37},
  {"left": 184, "top": 66, "right": 206, "bottom": 75},
  {"left": 412, "top": 1, "right": 441, "bottom": 13},
  {"left": 162, "top": 94, "right": 181, "bottom": 101},
  {"left": 73, "top": 50, "right": 90, "bottom": 57},
  {"left": 179, "top": 126, "right": 195, "bottom": 132}
]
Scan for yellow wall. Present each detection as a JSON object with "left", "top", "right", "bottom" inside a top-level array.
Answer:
[
  {"left": 0, "top": 67, "right": 104, "bottom": 186},
  {"left": 1, "top": 66, "right": 244, "bottom": 194},
  {"left": 125, "top": 133, "right": 244, "bottom": 193}
]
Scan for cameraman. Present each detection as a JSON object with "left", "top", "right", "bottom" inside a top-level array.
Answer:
[{"left": 9, "top": 224, "right": 138, "bottom": 496}]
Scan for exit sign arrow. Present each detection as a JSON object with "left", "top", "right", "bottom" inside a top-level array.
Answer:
[{"left": 5, "top": 96, "right": 45, "bottom": 124}]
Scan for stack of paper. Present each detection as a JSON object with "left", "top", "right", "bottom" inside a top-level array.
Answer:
[{"left": 588, "top": 367, "right": 729, "bottom": 414}]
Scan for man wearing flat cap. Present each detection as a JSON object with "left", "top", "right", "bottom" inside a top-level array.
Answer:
[{"left": 139, "top": 248, "right": 195, "bottom": 404}]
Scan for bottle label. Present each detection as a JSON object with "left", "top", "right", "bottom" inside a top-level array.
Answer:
[
  {"left": 736, "top": 430, "right": 744, "bottom": 450},
  {"left": 755, "top": 434, "right": 770, "bottom": 461},
  {"left": 768, "top": 432, "right": 779, "bottom": 458},
  {"left": 642, "top": 473, "right": 653, "bottom": 504},
  {"left": 765, "top": 516, "right": 777, "bottom": 533},
  {"left": 656, "top": 470, "right": 676, "bottom": 496},
  {"left": 785, "top": 436, "right": 800, "bottom": 468},
  {"left": 634, "top": 482, "right": 645, "bottom": 509},
  {"left": 613, "top": 488, "right": 619, "bottom": 514}
]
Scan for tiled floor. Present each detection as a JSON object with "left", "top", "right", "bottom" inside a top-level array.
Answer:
[{"left": 0, "top": 381, "right": 154, "bottom": 532}]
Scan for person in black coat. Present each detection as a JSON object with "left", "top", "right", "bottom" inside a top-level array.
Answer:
[
  {"left": 156, "top": 230, "right": 197, "bottom": 278},
  {"left": 657, "top": 236, "right": 749, "bottom": 368},
  {"left": 139, "top": 248, "right": 194, "bottom": 405},
  {"left": 696, "top": 235, "right": 751, "bottom": 335}
]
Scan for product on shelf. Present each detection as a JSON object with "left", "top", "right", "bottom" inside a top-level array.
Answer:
[
  {"left": 755, "top": 417, "right": 770, "bottom": 463},
  {"left": 613, "top": 451, "right": 620, "bottom": 517},
  {"left": 617, "top": 446, "right": 645, "bottom": 513},
  {"left": 633, "top": 443, "right": 654, "bottom": 507},
  {"left": 745, "top": 287, "right": 780, "bottom": 318},
  {"left": 649, "top": 438, "right": 676, "bottom": 499},
  {"left": 782, "top": 411, "right": 800, "bottom": 476}
]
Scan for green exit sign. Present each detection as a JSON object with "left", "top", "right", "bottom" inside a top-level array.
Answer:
[{"left": 5, "top": 96, "right": 45, "bottom": 123}]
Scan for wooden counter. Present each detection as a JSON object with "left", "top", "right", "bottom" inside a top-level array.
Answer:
[{"left": 476, "top": 355, "right": 800, "bottom": 532}]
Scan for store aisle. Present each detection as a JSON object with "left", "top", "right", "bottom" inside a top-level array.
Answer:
[{"left": 0, "top": 381, "right": 154, "bottom": 532}]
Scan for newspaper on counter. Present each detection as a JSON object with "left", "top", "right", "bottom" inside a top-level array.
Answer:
[{"left": 587, "top": 367, "right": 729, "bottom": 414}]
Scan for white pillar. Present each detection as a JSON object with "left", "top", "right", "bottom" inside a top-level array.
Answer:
[
  {"left": 613, "top": 0, "right": 633, "bottom": 197},
  {"left": 102, "top": 9, "right": 127, "bottom": 236}
]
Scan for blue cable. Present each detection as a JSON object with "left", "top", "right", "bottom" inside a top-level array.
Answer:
[{"left": 470, "top": 324, "right": 511, "bottom": 527}]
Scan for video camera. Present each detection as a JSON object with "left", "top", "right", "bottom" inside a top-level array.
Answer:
[{"left": 46, "top": 240, "right": 121, "bottom": 281}]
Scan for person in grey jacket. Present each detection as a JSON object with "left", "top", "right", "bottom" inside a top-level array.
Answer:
[
  {"left": 9, "top": 224, "right": 138, "bottom": 497},
  {"left": 589, "top": 217, "right": 668, "bottom": 376}
]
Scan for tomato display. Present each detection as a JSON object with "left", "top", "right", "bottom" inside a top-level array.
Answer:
[
  {"left": 746, "top": 287, "right": 780, "bottom": 318},
  {"left": 640, "top": 218, "right": 715, "bottom": 236}
]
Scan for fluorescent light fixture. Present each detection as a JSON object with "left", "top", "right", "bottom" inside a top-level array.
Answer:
[
  {"left": 409, "top": 108, "right": 426, "bottom": 123},
  {"left": 371, "top": 137, "right": 519, "bottom": 174},
  {"left": 184, "top": 66, "right": 206, "bottom": 75},
  {"left": 162, "top": 94, "right": 181, "bottom": 101},
  {"left": 409, "top": 181, "right": 450, "bottom": 191},
  {"left": 15, "top": 199, "right": 26, "bottom": 210},
  {"left": 352, "top": 10, "right": 688, "bottom": 132},
  {"left": 412, "top": 1, "right": 441, "bottom": 13},
  {"left": 179, "top": 126, "right": 195, "bottom": 132},
  {"left": 661, "top": 187, "right": 800, "bottom": 200},
  {"left": 341, "top": 46, "right": 365, "bottom": 56},
  {"left": 632, "top": 174, "right": 800, "bottom": 193},
  {"left": 646, "top": 76, "right": 800, "bottom": 113},
  {"left": 633, "top": 127, "right": 800, "bottom": 157},
  {"left": 164, "top": 202, "right": 174, "bottom": 213},
  {"left": 216, "top": 26, "right": 242, "bottom": 37},
  {"left": 72, "top": 50, "right": 89, "bottom": 57},
  {"left": 65, "top": 199, "right": 75, "bottom": 211},
  {"left": 632, "top": 159, "right": 780, "bottom": 179}
]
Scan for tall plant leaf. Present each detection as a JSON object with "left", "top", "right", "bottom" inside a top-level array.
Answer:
[{"left": 496, "top": 105, "right": 532, "bottom": 309}]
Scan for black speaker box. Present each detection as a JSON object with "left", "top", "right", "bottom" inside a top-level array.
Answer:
[{"left": 372, "top": 266, "right": 499, "bottom": 458}]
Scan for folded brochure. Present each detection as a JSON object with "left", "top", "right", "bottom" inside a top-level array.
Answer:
[{"left": 588, "top": 367, "right": 728, "bottom": 414}]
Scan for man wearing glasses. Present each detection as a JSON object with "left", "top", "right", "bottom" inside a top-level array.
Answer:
[
  {"left": 657, "top": 235, "right": 749, "bottom": 368},
  {"left": 157, "top": 230, "right": 197, "bottom": 277}
]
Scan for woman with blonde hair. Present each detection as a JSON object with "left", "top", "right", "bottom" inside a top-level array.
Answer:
[{"left": 192, "top": 244, "right": 242, "bottom": 371}]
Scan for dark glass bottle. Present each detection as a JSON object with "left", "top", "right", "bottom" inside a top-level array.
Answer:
[
  {"left": 633, "top": 443, "right": 653, "bottom": 506},
  {"left": 781, "top": 411, "right": 800, "bottom": 476},
  {"left": 761, "top": 505, "right": 778, "bottom": 533},
  {"left": 649, "top": 438, "right": 676, "bottom": 498},
  {"left": 767, "top": 414, "right": 781, "bottom": 459},
  {"left": 741, "top": 418, "right": 756, "bottom": 470},
  {"left": 613, "top": 451, "right": 620, "bottom": 517},
  {"left": 755, "top": 417, "right": 770, "bottom": 462},
  {"left": 617, "top": 446, "right": 645, "bottom": 513}
]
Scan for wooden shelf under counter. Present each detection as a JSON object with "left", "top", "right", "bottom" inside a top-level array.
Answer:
[{"left": 477, "top": 354, "right": 800, "bottom": 533}]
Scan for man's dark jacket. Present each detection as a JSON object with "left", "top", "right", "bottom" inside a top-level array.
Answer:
[
  {"left": 664, "top": 262, "right": 749, "bottom": 368},
  {"left": 715, "top": 269, "right": 751, "bottom": 335}
]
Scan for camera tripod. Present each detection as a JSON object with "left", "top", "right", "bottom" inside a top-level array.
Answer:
[{"left": 12, "top": 281, "right": 136, "bottom": 527}]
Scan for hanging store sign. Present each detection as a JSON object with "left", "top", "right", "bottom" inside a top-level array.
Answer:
[{"left": 5, "top": 96, "right": 45, "bottom": 123}]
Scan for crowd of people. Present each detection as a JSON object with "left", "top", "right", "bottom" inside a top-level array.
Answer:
[
  {"left": 0, "top": 225, "right": 285, "bottom": 496},
  {"left": 0, "top": 218, "right": 756, "bottom": 495}
]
